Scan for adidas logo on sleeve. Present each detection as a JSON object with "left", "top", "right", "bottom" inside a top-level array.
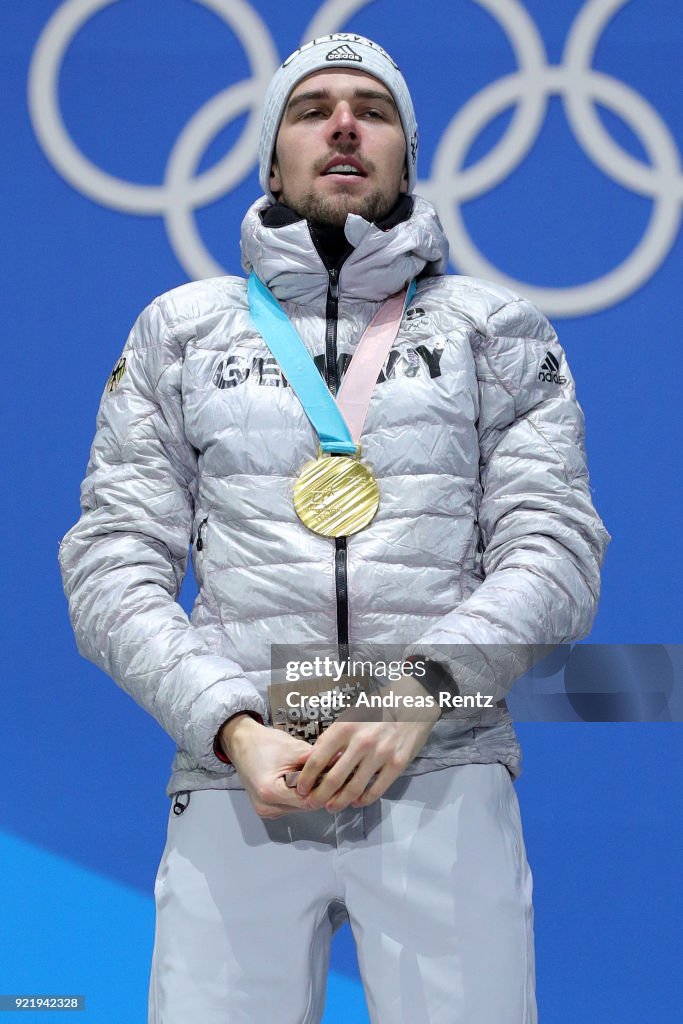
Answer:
[{"left": 538, "top": 351, "right": 567, "bottom": 385}]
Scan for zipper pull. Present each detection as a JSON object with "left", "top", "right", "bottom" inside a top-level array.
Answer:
[
  {"left": 328, "top": 267, "right": 339, "bottom": 299},
  {"left": 196, "top": 516, "right": 208, "bottom": 551},
  {"left": 173, "top": 792, "right": 190, "bottom": 816}
]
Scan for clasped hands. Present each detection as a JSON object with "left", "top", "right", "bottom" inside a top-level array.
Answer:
[{"left": 219, "top": 674, "right": 441, "bottom": 819}]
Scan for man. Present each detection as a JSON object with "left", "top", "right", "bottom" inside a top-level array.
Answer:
[{"left": 59, "top": 33, "right": 609, "bottom": 1024}]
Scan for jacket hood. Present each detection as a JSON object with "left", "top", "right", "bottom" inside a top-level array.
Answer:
[{"left": 240, "top": 194, "right": 449, "bottom": 304}]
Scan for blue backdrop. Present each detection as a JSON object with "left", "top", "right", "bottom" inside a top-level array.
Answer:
[{"left": 3, "top": 1, "right": 682, "bottom": 1020}]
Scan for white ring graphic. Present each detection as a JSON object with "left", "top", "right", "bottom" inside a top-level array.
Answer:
[
  {"left": 28, "top": 0, "right": 278, "bottom": 279},
  {"left": 28, "top": 0, "right": 683, "bottom": 315},
  {"left": 424, "top": 0, "right": 682, "bottom": 315}
]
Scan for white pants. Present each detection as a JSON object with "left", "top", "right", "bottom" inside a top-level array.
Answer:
[{"left": 149, "top": 764, "right": 536, "bottom": 1023}]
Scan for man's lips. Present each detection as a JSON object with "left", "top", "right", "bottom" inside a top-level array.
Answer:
[{"left": 321, "top": 156, "right": 368, "bottom": 177}]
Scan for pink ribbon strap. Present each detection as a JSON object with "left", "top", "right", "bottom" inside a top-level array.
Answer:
[{"left": 336, "top": 288, "right": 410, "bottom": 445}]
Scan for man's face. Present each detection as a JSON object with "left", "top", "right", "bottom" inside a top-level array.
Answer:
[{"left": 270, "top": 69, "right": 408, "bottom": 227}]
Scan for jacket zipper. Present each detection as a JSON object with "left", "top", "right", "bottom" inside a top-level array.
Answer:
[
  {"left": 335, "top": 536, "right": 349, "bottom": 661},
  {"left": 324, "top": 267, "right": 350, "bottom": 661},
  {"left": 325, "top": 267, "right": 340, "bottom": 394}
]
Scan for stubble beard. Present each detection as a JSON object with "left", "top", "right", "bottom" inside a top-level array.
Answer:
[
  {"left": 279, "top": 183, "right": 400, "bottom": 228},
  {"left": 278, "top": 150, "right": 401, "bottom": 227}
]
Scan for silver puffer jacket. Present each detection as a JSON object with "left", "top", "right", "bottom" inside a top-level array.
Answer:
[{"left": 58, "top": 195, "right": 609, "bottom": 795}]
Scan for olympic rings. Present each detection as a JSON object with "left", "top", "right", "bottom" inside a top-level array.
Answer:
[{"left": 27, "top": 0, "right": 682, "bottom": 315}]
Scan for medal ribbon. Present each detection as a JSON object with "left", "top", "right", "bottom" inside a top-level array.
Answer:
[{"left": 247, "top": 272, "right": 416, "bottom": 454}]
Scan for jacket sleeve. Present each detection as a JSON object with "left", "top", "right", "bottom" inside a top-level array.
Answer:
[
  {"left": 404, "top": 296, "right": 611, "bottom": 700},
  {"left": 58, "top": 297, "right": 266, "bottom": 769}
]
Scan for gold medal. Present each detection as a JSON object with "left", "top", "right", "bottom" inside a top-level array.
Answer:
[
  {"left": 293, "top": 449, "right": 379, "bottom": 537},
  {"left": 248, "top": 274, "right": 412, "bottom": 539}
]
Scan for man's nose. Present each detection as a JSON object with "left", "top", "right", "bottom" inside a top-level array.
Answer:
[{"left": 327, "top": 103, "right": 359, "bottom": 143}]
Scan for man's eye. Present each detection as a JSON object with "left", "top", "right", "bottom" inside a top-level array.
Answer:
[
  {"left": 361, "top": 109, "right": 385, "bottom": 120},
  {"left": 300, "top": 109, "right": 326, "bottom": 119}
]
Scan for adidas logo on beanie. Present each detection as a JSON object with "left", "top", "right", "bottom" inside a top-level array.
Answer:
[{"left": 325, "top": 43, "right": 363, "bottom": 62}]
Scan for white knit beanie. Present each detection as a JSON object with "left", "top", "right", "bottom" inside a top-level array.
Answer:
[{"left": 258, "top": 34, "right": 418, "bottom": 200}]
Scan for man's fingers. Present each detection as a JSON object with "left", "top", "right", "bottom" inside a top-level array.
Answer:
[
  {"left": 322, "top": 760, "right": 380, "bottom": 812},
  {"left": 353, "top": 759, "right": 405, "bottom": 807},
  {"left": 250, "top": 776, "right": 311, "bottom": 818},
  {"left": 301, "top": 751, "right": 366, "bottom": 807},
  {"left": 288, "top": 719, "right": 432, "bottom": 811},
  {"left": 296, "top": 738, "right": 345, "bottom": 795},
  {"left": 300, "top": 722, "right": 383, "bottom": 789}
]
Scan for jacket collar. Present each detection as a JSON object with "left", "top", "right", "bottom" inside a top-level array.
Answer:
[{"left": 240, "top": 193, "right": 449, "bottom": 304}]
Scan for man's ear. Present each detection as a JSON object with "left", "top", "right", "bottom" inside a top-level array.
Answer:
[
  {"left": 400, "top": 163, "right": 409, "bottom": 194},
  {"left": 270, "top": 157, "right": 282, "bottom": 195}
]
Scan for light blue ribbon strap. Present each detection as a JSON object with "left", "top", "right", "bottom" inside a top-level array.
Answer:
[{"left": 248, "top": 272, "right": 356, "bottom": 455}]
